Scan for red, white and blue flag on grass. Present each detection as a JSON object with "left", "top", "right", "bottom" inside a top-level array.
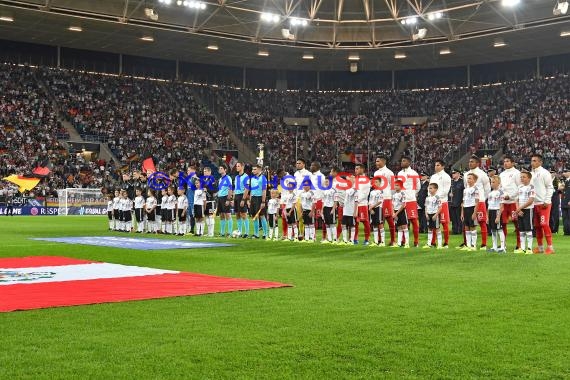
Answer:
[{"left": 0, "top": 256, "right": 290, "bottom": 312}]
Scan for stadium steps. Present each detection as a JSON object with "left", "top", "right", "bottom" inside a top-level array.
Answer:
[
  {"left": 181, "top": 84, "right": 257, "bottom": 164},
  {"left": 390, "top": 139, "right": 408, "bottom": 166}
]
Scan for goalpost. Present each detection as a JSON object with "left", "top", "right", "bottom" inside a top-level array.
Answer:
[{"left": 57, "top": 188, "right": 107, "bottom": 216}]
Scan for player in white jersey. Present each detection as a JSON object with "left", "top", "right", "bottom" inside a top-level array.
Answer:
[
  {"left": 374, "top": 156, "right": 397, "bottom": 246},
  {"left": 280, "top": 174, "right": 294, "bottom": 240},
  {"left": 122, "top": 190, "right": 133, "bottom": 233},
  {"left": 283, "top": 188, "right": 299, "bottom": 241},
  {"left": 368, "top": 177, "right": 384, "bottom": 246},
  {"left": 299, "top": 184, "right": 316, "bottom": 242},
  {"left": 397, "top": 157, "right": 421, "bottom": 247},
  {"left": 499, "top": 155, "right": 522, "bottom": 249},
  {"left": 133, "top": 188, "right": 146, "bottom": 233},
  {"left": 321, "top": 177, "right": 338, "bottom": 244},
  {"left": 423, "top": 183, "right": 443, "bottom": 249},
  {"left": 193, "top": 181, "right": 206, "bottom": 236},
  {"left": 176, "top": 188, "right": 188, "bottom": 236},
  {"left": 112, "top": 189, "right": 120, "bottom": 231},
  {"left": 353, "top": 164, "right": 371, "bottom": 245},
  {"left": 464, "top": 155, "right": 491, "bottom": 249},
  {"left": 330, "top": 167, "right": 346, "bottom": 243},
  {"left": 514, "top": 171, "right": 536, "bottom": 254},
  {"left": 310, "top": 161, "right": 327, "bottom": 241},
  {"left": 165, "top": 187, "right": 177, "bottom": 235},
  {"left": 487, "top": 176, "right": 506, "bottom": 253},
  {"left": 160, "top": 189, "right": 168, "bottom": 234},
  {"left": 145, "top": 189, "right": 157, "bottom": 233},
  {"left": 341, "top": 178, "right": 358, "bottom": 245},
  {"left": 267, "top": 190, "right": 280, "bottom": 241},
  {"left": 106, "top": 193, "right": 114, "bottom": 230},
  {"left": 429, "top": 160, "right": 451, "bottom": 247},
  {"left": 461, "top": 173, "right": 480, "bottom": 251},
  {"left": 530, "top": 154, "right": 555, "bottom": 254},
  {"left": 392, "top": 180, "right": 409, "bottom": 248}
]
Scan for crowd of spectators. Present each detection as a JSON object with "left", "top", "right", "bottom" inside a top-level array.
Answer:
[{"left": 1, "top": 62, "right": 568, "bottom": 199}]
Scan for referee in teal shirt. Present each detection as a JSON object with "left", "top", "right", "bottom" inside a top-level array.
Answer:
[{"left": 244, "top": 164, "right": 268, "bottom": 239}]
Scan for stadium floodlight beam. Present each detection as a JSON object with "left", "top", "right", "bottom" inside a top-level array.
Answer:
[
  {"left": 348, "top": 53, "right": 360, "bottom": 61},
  {"left": 258, "top": 49, "right": 269, "bottom": 56},
  {"left": 68, "top": 26, "right": 82, "bottom": 32},
  {"left": 427, "top": 12, "right": 444, "bottom": 20},
  {"left": 302, "top": 52, "right": 314, "bottom": 60},
  {"left": 501, "top": 0, "right": 520, "bottom": 7},
  {"left": 0, "top": 16, "right": 14, "bottom": 22},
  {"left": 261, "top": 12, "right": 280, "bottom": 23},
  {"left": 207, "top": 44, "right": 218, "bottom": 50},
  {"left": 158, "top": 0, "right": 172, "bottom": 4},
  {"left": 561, "top": 30, "right": 570, "bottom": 36},
  {"left": 141, "top": 36, "right": 154, "bottom": 42},
  {"left": 401, "top": 16, "right": 418, "bottom": 25},
  {"left": 290, "top": 18, "right": 308, "bottom": 27},
  {"left": 395, "top": 52, "right": 407, "bottom": 59},
  {"left": 553, "top": 1, "right": 568, "bottom": 15},
  {"left": 439, "top": 47, "right": 451, "bottom": 55},
  {"left": 494, "top": 38, "right": 506, "bottom": 47}
]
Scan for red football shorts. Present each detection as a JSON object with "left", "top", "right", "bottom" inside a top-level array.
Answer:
[
  {"left": 439, "top": 202, "right": 450, "bottom": 223},
  {"left": 315, "top": 200, "right": 323, "bottom": 219},
  {"left": 533, "top": 204, "right": 551, "bottom": 227},
  {"left": 476, "top": 201, "right": 488, "bottom": 223},
  {"left": 405, "top": 201, "right": 418, "bottom": 220},
  {"left": 356, "top": 205, "right": 369, "bottom": 222},
  {"left": 502, "top": 203, "right": 518, "bottom": 223},
  {"left": 382, "top": 199, "right": 394, "bottom": 218}
]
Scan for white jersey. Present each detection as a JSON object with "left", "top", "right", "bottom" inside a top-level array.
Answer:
[
  {"left": 374, "top": 166, "right": 394, "bottom": 199},
  {"left": 267, "top": 198, "right": 279, "bottom": 215},
  {"left": 354, "top": 176, "right": 371, "bottom": 206},
  {"left": 134, "top": 195, "right": 145, "bottom": 209},
  {"left": 113, "top": 196, "right": 120, "bottom": 210},
  {"left": 487, "top": 189, "right": 504, "bottom": 211},
  {"left": 166, "top": 194, "right": 177, "bottom": 210},
  {"left": 107, "top": 200, "right": 113, "bottom": 212},
  {"left": 464, "top": 167, "right": 490, "bottom": 201},
  {"left": 425, "top": 195, "right": 441, "bottom": 215},
  {"left": 322, "top": 188, "right": 338, "bottom": 208},
  {"left": 463, "top": 186, "right": 479, "bottom": 208},
  {"left": 368, "top": 189, "right": 383, "bottom": 208},
  {"left": 429, "top": 170, "right": 452, "bottom": 203},
  {"left": 531, "top": 166, "right": 554, "bottom": 205},
  {"left": 499, "top": 167, "right": 521, "bottom": 204},
  {"left": 160, "top": 195, "right": 167, "bottom": 209},
  {"left": 177, "top": 195, "right": 188, "bottom": 210},
  {"left": 193, "top": 190, "right": 206, "bottom": 207},
  {"left": 343, "top": 188, "right": 357, "bottom": 216},
  {"left": 518, "top": 185, "right": 535, "bottom": 209},
  {"left": 392, "top": 191, "right": 406, "bottom": 212},
  {"left": 145, "top": 196, "right": 157, "bottom": 211},
  {"left": 332, "top": 179, "right": 346, "bottom": 206},
  {"left": 397, "top": 167, "right": 421, "bottom": 202},
  {"left": 121, "top": 198, "right": 133, "bottom": 212},
  {"left": 294, "top": 168, "right": 311, "bottom": 195},
  {"left": 310, "top": 170, "right": 326, "bottom": 201},
  {"left": 300, "top": 191, "right": 315, "bottom": 211},
  {"left": 282, "top": 192, "right": 297, "bottom": 209}
]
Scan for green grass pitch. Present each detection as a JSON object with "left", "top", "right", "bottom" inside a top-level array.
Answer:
[{"left": 1, "top": 216, "right": 569, "bottom": 379}]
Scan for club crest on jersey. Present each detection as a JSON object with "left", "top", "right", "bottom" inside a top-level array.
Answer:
[{"left": 0, "top": 271, "right": 56, "bottom": 283}]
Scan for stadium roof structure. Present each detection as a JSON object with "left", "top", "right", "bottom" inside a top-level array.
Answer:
[{"left": 0, "top": 0, "right": 569, "bottom": 70}]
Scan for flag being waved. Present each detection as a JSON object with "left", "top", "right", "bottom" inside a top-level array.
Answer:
[{"left": 3, "top": 175, "right": 40, "bottom": 193}]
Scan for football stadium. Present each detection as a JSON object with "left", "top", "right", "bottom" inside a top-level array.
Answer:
[{"left": 1, "top": 0, "right": 569, "bottom": 377}]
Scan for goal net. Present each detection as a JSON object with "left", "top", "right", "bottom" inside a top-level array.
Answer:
[{"left": 57, "top": 188, "right": 107, "bottom": 216}]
